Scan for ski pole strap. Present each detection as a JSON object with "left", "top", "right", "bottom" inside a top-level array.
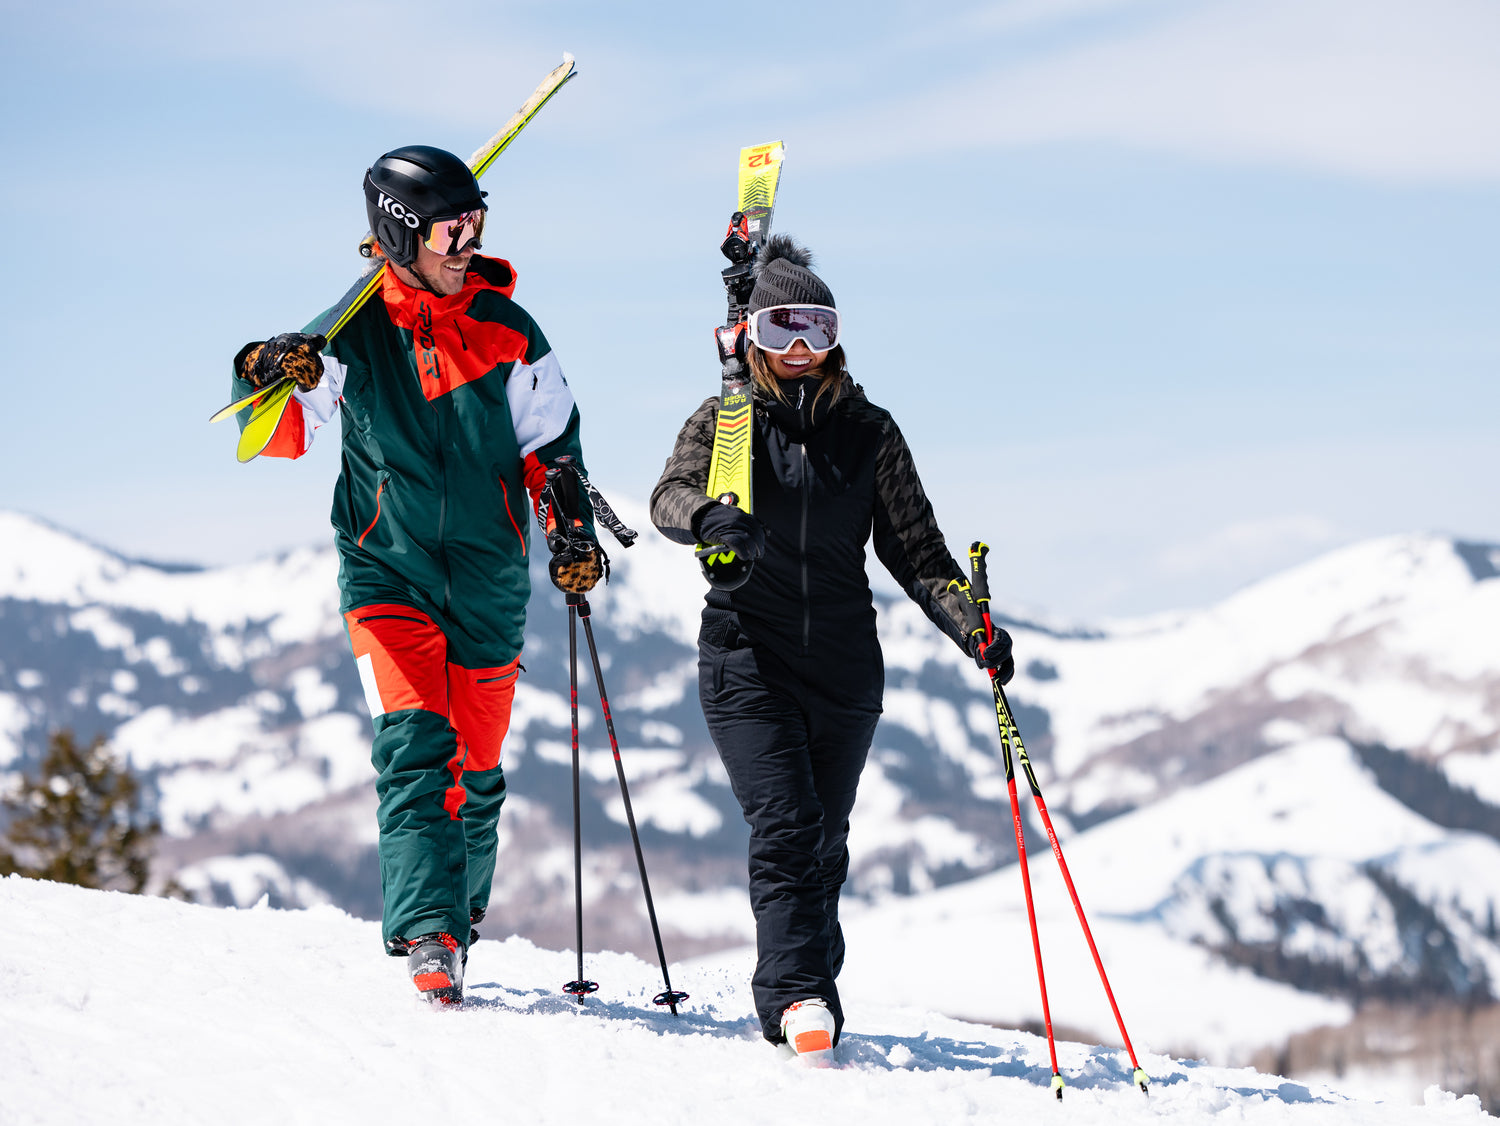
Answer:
[
  {"left": 536, "top": 457, "right": 638, "bottom": 549},
  {"left": 947, "top": 578, "right": 988, "bottom": 654},
  {"left": 575, "top": 471, "right": 637, "bottom": 548},
  {"left": 967, "top": 541, "right": 991, "bottom": 608}
]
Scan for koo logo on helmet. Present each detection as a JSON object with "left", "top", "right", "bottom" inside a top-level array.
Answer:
[{"left": 377, "top": 193, "right": 422, "bottom": 229}]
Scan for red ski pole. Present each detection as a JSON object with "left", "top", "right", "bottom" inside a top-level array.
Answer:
[
  {"left": 950, "top": 574, "right": 1063, "bottom": 1097},
  {"left": 963, "top": 541, "right": 1149, "bottom": 1097}
]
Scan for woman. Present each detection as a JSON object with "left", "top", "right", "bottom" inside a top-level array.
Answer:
[{"left": 650, "top": 236, "right": 1014, "bottom": 1054}]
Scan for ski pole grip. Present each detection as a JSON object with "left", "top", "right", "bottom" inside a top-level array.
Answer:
[
  {"left": 968, "top": 541, "right": 992, "bottom": 607},
  {"left": 948, "top": 578, "right": 986, "bottom": 654}
]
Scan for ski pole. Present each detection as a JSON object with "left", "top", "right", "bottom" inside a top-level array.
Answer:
[
  {"left": 964, "top": 542, "right": 1150, "bottom": 1097},
  {"left": 562, "top": 600, "right": 598, "bottom": 1003},
  {"left": 950, "top": 575, "right": 1062, "bottom": 1098},
  {"left": 572, "top": 592, "right": 689, "bottom": 1015}
]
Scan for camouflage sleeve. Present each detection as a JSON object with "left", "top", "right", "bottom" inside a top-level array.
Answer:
[
  {"left": 650, "top": 398, "right": 720, "bottom": 547},
  {"left": 870, "top": 417, "right": 971, "bottom": 653}
]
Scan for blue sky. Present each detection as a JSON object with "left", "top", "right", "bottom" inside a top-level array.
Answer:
[{"left": 2, "top": 0, "right": 1496, "bottom": 619}]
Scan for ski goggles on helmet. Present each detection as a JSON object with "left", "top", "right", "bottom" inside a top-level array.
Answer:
[
  {"left": 747, "top": 305, "right": 840, "bottom": 354},
  {"left": 424, "top": 208, "right": 485, "bottom": 257}
]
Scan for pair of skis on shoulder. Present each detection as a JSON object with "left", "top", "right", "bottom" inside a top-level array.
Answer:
[
  {"left": 695, "top": 141, "right": 785, "bottom": 591},
  {"left": 209, "top": 54, "right": 579, "bottom": 463}
]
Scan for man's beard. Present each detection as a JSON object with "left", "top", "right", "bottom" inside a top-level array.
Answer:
[{"left": 413, "top": 259, "right": 467, "bottom": 295}]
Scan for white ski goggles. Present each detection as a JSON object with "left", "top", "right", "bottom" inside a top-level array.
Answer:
[{"left": 747, "top": 305, "right": 840, "bottom": 354}]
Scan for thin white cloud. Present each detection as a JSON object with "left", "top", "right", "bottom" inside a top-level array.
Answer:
[
  {"left": 61, "top": 0, "right": 592, "bottom": 133},
  {"left": 821, "top": 0, "right": 1500, "bottom": 182},
  {"left": 1157, "top": 515, "right": 1343, "bottom": 580},
  {"left": 81, "top": 0, "right": 747, "bottom": 162},
  {"left": 53, "top": 0, "right": 1499, "bottom": 183},
  {"left": 959, "top": 0, "right": 1162, "bottom": 36}
]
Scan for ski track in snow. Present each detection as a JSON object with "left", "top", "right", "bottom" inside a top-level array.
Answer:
[{"left": 2, "top": 877, "right": 1490, "bottom": 1126}]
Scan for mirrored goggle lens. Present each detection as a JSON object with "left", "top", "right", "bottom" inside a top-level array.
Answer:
[
  {"left": 424, "top": 209, "right": 485, "bottom": 256},
  {"left": 750, "top": 305, "right": 840, "bottom": 353}
]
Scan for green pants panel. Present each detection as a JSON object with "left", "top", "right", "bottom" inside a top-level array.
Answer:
[
  {"left": 372, "top": 708, "right": 507, "bottom": 945},
  {"left": 461, "top": 764, "right": 507, "bottom": 919}
]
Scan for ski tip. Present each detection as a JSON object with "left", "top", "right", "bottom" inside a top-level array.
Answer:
[
  {"left": 562, "top": 51, "right": 574, "bottom": 65},
  {"left": 209, "top": 385, "right": 271, "bottom": 425}
]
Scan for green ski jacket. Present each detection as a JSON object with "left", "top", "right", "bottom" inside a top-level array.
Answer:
[{"left": 231, "top": 255, "right": 590, "bottom": 665}]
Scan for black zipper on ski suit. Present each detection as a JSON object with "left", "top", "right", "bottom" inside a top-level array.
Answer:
[
  {"left": 408, "top": 320, "right": 453, "bottom": 615},
  {"left": 434, "top": 408, "right": 451, "bottom": 615},
  {"left": 799, "top": 440, "right": 810, "bottom": 651}
]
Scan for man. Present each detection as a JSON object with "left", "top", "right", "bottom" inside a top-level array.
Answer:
[{"left": 230, "top": 145, "right": 601, "bottom": 1004}]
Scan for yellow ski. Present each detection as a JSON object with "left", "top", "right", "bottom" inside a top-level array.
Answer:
[
  {"left": 735, "top": 141, "right": 785, "bottom": 254},
  {"left": 697, "top": 141, "right": 786, "bottom": 590},
  {"left": 221, "top": 54, "right": 579, "bottom": 461},
  {"left": 232, "top": 380, "right": 297, "bottom": 463}
]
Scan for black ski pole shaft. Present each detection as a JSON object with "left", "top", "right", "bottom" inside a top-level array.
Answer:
[
  {"left": 574, "top": 593, "right": 689, "bottom": 1015},
  {"left": 966, "top": 544, "right": 1149, "bottom": 1096},
  {"left": 562, "top": 600, "right": 597, "bottom": 1002}
]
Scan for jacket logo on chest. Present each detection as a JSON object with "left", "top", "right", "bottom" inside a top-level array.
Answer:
[{"left": 414, "top": 301, "right": 441, "bottom": 381}]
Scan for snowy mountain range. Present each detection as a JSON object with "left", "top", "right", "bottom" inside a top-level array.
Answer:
[{"left": 2, "top": 508, "right": 1498, "bottom": 1070}]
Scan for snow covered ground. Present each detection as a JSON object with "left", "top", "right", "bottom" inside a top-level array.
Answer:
[{"left": 1, "top": 876, "right": 1491, "bottom": 1125}]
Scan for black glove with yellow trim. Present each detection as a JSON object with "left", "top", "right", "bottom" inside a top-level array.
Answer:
[
  {"left": 694, "top": 501, "right": 766, "bottom": 562},
  {"left": 234, "top": 332, "right": 328, "bottom": 390},
  {"left": 969, "top": 627, "right": 1015, "bottom": 685}
]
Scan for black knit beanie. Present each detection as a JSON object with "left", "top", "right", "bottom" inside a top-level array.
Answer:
[{"left": 748, "top": 234, "right": 835, "bottom": 312}]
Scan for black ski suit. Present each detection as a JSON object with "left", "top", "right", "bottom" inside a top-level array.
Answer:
[{"left": 650, "top": 374, "right": 974, "bottom": 1044}]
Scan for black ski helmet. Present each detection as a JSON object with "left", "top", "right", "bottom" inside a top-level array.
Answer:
[{"left": 363, "top": 145, "right": 487, "bottom": 268}]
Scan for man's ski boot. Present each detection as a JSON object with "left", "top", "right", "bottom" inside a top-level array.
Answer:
[
  {"left": 407, "top": 932, "right": 464, "bottom": 1005},
  {"left": 780, "top": 998, "right": 836, "bottom": 1058}
]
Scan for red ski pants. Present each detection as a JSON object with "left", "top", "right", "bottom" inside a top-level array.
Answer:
[{"left": 345, "top": 603, "right": 520, "bottom": 946}]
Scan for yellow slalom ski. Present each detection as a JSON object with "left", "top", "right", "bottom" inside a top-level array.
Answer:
[
  {"left": 696, "top": 141, "right": 787, "bottom": 590},
  {"left": 735, "top": 141, "right": 785, "bottom": 249},
  {"left": 221, "top": 53, "right": 579, "bottom": 461},
  {"left": 233, "top": 380, "right": 298, "bottom": 463}
]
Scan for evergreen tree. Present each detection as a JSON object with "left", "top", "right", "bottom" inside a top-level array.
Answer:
[{"left": 0, "top": 730, "right": 160, "bottom": 893}]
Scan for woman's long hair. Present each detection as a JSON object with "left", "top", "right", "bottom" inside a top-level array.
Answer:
[{"left": 747, "top": 342, "right": 849, "bottom": 414}]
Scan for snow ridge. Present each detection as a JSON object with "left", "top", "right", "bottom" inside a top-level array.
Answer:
[{"left": 1, "top": 876, "right": 1488, "bottom": 1125}]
